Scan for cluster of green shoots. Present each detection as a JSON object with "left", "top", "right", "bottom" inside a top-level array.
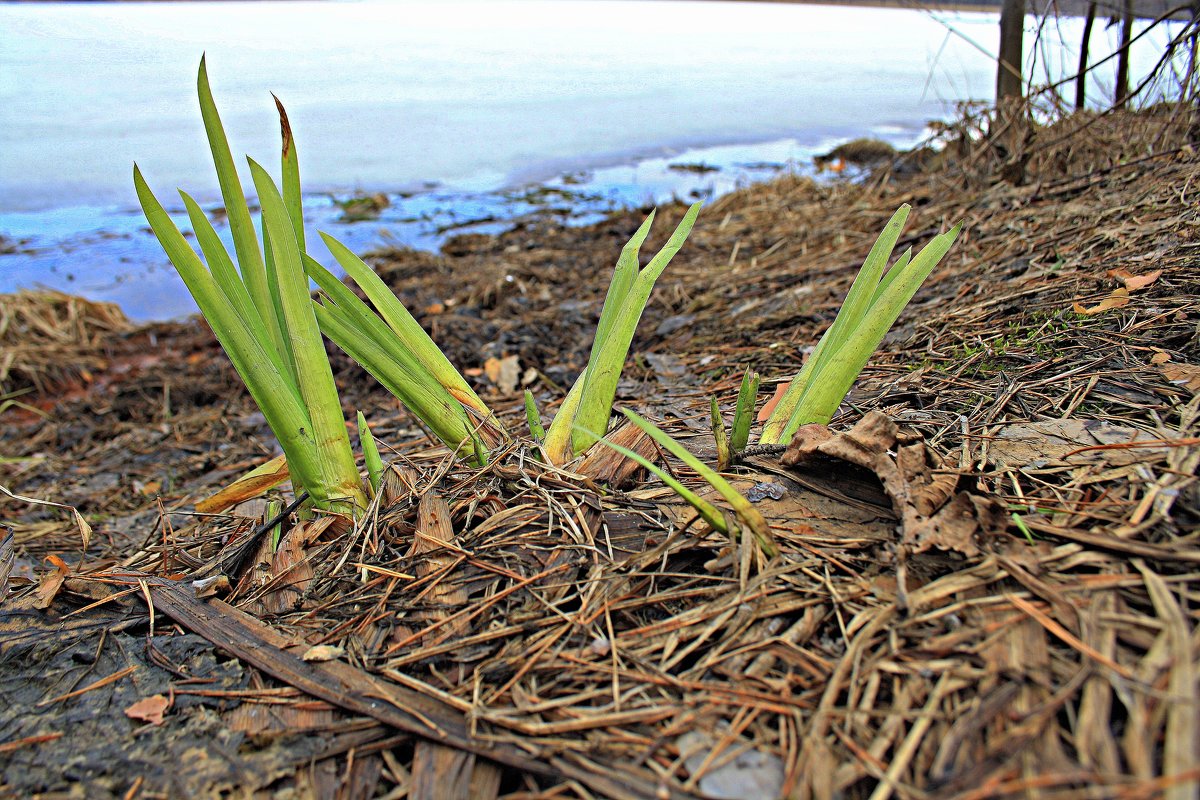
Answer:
[{"left": 137, "top": 60, "right": 959, "bottom": 548}]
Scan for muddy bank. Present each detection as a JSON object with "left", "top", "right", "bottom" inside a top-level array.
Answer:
[{"left": 2, "top": 105, "right": 1198, "bottom": 799}]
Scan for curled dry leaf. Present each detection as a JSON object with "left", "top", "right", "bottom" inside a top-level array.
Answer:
[
  {"left": 33, "top": 554, "right": 70, "bottom": 610},
  {"left": 1107, "top": 267, "right": 1162, "bottom": 291},
  {"left": 1073, "top": 287, "right": 1130, "bottom": 316},
  {"left": 195, "top": 454, "right": 290, "bottom": 514},
  {"left": 124, "top": 694, "right": 170, "bottom": 726},
  {"left": 783, "top": 411, "right": 1004, "bottom": 560}
]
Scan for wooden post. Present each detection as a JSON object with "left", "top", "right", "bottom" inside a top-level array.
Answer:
[{"left": 996, "top": 0, "right": 1026, "bottom": 104}]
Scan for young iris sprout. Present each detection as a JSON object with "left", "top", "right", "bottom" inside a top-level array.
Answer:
[
  {"left": 759, "top": 205, "right": 961, "bottom": 444},
  {"left": 541, "top": 205, "right": 702, "bottom": 465},
  {"left": 524, "top": 390, "right": 546, "bottom": 443},
  {"left": 730, "top": 369, "right": 760, "bottom": 457},
  {"left": 357, "top": 411, "right": 384, "bottom": 495},
  {"left": 710, "top": 396, "right": 732, "bottom": 471},
  {"left": 135, "top": 58, "right": 366, "bottom": 514}
]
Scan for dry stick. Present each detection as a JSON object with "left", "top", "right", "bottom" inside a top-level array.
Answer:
[
  {"left": 36, "top": 665, "right": 138, "bottom": 707},
  {"left": 0, "top": 733, "right": 65, "bottom": 754}
]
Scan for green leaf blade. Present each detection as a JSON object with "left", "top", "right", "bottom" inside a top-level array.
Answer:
[
  {"left": 135, "top": 165, "right": 328, "bottom": 500},
  {"left": 570, "top": 202, "right": 702, "bottom": 455},
  {"left": 249, "top": 158, "right": 364, "bottom": 511},
  {"left": 319, "top": 231, "right": 491, "bottom": 418},
  {"left": 274, "top": 94, "right": 305, "bottom": 253},
  {"left": 196, "top": 57, "right": 275, "bottom": 340},
  {"left": 621, "top": 409, "right": 776, "bottom": 557}
]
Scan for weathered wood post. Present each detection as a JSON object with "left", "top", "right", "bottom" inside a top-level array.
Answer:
[
  {"left": 996, "top": 0, "right": 1026, "bottom": 104},
  {"left": 1115, "top": 0, "right": 1135, "bottom": 108},
  {"left": 1076, "top": 2, "right": 1098, "bottom": 109}
]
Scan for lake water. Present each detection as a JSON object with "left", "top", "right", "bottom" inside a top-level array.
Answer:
[{"left": 0, "top": 1, "right": 1180, "bottom": 319}]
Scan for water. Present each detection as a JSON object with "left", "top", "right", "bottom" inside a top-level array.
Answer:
[{"left": 0, "top": 1, "right": 1181, "bottom": 320}]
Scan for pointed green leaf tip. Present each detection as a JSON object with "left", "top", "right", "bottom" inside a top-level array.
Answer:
[
  {"left": 358, "top": 411, "right": 384, "bottom": 494},
  {"left": 760, "top": 209, "right": 961, "bottom": 445},
  {"left": 524, "top": 390, "right": 546, "bottom": 442},
  {"left": 544, "top": 202, "right": 702, "bottom": 463}
]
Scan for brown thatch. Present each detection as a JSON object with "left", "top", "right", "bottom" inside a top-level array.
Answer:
[{"left": 0, "top": 290, "right": 132, "bottom": 396}]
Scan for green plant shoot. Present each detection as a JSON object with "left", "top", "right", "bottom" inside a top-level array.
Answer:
[
  {"left": 730, "top": 368, "right": 760, "bottom": 456},
  {"left": 135, "top": 59, "right": 366, "bottom": 513},
  {"left": 357, "top": 411, "right": 384, "bottom": 495},
  {"left": 760, "top": 205, "right": 961, "bottom": 444},
  {"left": 543, "top": 204, "right": 702, "bottom": 463}
]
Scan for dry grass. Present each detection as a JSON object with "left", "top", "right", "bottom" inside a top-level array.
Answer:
[{"left": 0, "top": 289, "right": 131, "bottom": 396}]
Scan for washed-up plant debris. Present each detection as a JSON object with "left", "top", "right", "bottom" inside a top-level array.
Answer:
[{"left": 1, "top": 85, "right": 1198, "bottom": 800}]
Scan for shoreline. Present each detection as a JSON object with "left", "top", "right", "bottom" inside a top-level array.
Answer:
[{"left": 0, "top": 130, "right": 924, "bottom": 322}]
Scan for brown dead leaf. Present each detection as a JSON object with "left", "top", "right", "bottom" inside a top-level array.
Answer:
[
  {"left": 195, "top": 454, "right": 290, "bottom": 514},
  {"left": 1073, "top": 287, "right": 1130, "bottom": 316},
  {"left": 1107, "top": 267, "right": 1162, "bottom": 291},
  {"left": 33, "top": 555, "right": 70, "bottom": 609},
  {"left": 1149, "top": 351, "right": 1171, "bottom": 366},
  {"left": 483, "top": 355, "right": 520, "bottom": 395},
  {"left": 1161, "top": 363, "right": 1200, "bottom": 395},
  {"left": 124, "top": 694, "right": 170, "bottom": 725},
  {"left": 989, "top": 419, "right": 1167, "bottom": 468},
  {"left": 71, "top": 510, "right": 92, "bottom": 551},
  {"left": 783, "top": 411, "right": 1002, "bottom": 564},
  {"left": 757, "top": 382, "right": 790, "bottom": 422}
]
